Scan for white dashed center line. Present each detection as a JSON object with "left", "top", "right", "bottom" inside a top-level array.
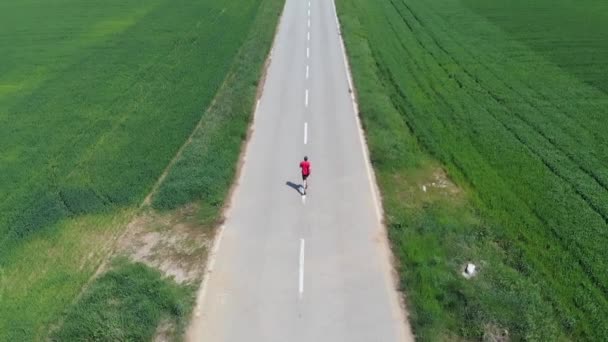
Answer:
[{"left": 299, "top": 239, "right": 305, "bottom": 298}]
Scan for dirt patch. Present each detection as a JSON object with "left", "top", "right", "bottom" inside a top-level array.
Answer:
[
  {"left": 116, "top": 204, "right": 213, "bottom": 284},
  {"left": 483, "top": 323, "right": 510, "bottom": 342},
  {"left": 389, "top": 166, "right": 463, "bottom": 211},
  {"left": 153, "top": 318, "right": 175, "bottom": 342},
  {"left": 422, "top": 168, "right": 461, "bottom": 197}
]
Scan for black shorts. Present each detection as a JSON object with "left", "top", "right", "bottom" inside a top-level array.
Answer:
[{"left": 302, "top": 173, "right": 309, "bottom": 181}]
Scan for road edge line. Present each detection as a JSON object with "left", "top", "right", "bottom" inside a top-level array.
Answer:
[
  {"left": 330, "top": 0, "right": 415, "bottom": 340},
  {"left": 330, "top": 0, "right": 381, "bottom": 222},
  {"left": 192, "top": 223, "right": 225, "bottom": 318},
  {"left": 185, "top": 1, "right": 288, "bottom": 337}
]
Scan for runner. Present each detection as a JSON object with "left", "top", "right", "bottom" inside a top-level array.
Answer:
[{"left": 299, "top": 156, "right": 311, "bottom": 194}]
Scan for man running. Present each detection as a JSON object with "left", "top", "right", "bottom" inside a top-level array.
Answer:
[{"left": 299, "top": 156, "right": 311, "bottom": 194}]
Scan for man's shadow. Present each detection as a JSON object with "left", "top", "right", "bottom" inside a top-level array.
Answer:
[{"left": 286, "top": 181, "right": 304, "bottom": 195}]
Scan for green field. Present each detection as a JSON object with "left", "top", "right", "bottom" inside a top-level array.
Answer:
[
  {"left": 337, "top": 0, "right": 608, "bottom": 340},
  {"left": 0, "top": 0, "right": 282, "bottom": 339},
  {"left": 51, "top": 260, "right": 195, "bottom": 341}
]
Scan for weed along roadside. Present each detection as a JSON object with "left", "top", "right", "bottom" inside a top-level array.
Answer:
[
  {"left": 336, "top": 0, "right": 608, "bottom": 340},
  {"left": 0, "top": 0, "right": 283, "bottom": 339}
]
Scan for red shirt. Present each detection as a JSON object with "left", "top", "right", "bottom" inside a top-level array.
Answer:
[{"left": 300, "top": 161, "right": 311, "bottom": 175}]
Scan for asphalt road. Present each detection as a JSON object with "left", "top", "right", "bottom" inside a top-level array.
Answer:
[{"left": 187, "top": 0, "right": 413, "bottom": 340}]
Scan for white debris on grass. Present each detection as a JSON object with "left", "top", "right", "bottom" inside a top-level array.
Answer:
[{"left": 462, "top": 262, "right": 477, "bottom": 279}]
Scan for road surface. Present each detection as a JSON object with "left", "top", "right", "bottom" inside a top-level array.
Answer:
[{"left": 187, "top": 0, "right": 413, "bottom": 340}]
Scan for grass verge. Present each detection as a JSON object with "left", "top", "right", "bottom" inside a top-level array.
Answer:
[
  {"left": 51, "top": 259, "right": 194, "bottom": 341},
  {"left": 151, "top": 0, "right": 284, "bottom": 214}
]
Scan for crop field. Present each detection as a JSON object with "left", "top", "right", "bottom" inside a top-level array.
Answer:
[
  {"left": 337, "top": 0, "right": 608, "bottom": 340},
  {"left": 51, "top": 259, "right": 194, "bottom": 341},
  {"left": 0, "top": 0, "right": 282, "bottom": 339}
]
